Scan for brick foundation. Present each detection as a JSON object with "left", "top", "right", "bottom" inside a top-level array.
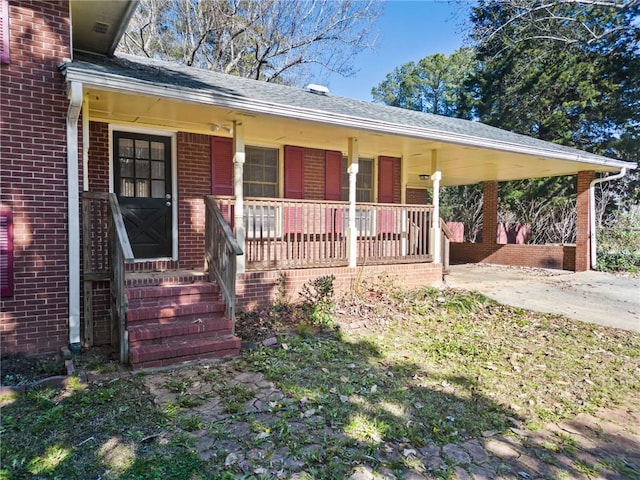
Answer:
[
  {"left": 236, "top": 263, "right": 443, "bottom": 309},
  {"left": 450, "top": 243, "right": 576, "bottom": 271}
]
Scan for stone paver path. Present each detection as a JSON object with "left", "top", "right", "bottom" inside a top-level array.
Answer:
[{"left": 143, "top": 363, "right": 640, "bottom": 479}]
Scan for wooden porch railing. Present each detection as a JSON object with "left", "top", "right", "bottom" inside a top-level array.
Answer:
[
  {"left": 213, "top": 196, "right": 434, "bottom": 270},
  {"left": 82, "top": 192, "right": 134, "bottom": 362},
  {"left": 204, "top": 196, "right": 243, "bottom": 323}
]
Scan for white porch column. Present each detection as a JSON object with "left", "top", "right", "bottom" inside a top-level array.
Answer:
[
  {"left": 400, "top": 155, "right": 408, "bottom": 256},
  {"left": 66, "top": 81, "right": 83, "bottom": 352},
  {"left": 347, "top": 138, "right": 359, "bottom": 268},
  {"left": 430, "top": 150, "right": 442, "bottom": 264},
  {"left": 233, "top": 121, "right": 246, "bottom": 274}
]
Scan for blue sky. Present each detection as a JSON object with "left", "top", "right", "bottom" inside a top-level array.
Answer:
[{"left": 324, "top": 1, "right": 470, "bottom": 101}]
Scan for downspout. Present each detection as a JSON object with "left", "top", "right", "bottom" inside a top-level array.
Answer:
[
  {"left": 82, "top": 93, "right": 90, "bottom": 191},
  {"left": 589, "top": 168, "right": 627, "bottom": 270},
  {"left": 67, "top": 81, "right": 83, "bottom": 353}
]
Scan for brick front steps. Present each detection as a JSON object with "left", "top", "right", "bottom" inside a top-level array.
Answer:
[{"left": 125, "top": 275, "right": 240, "bottom": 369}]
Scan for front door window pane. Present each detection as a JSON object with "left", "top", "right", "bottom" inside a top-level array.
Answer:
[
  {"left": 136, "top": 179, "right": 149, "bottom": 198},
  {"left": 150, "top": 141, "right": 164, "bottom": 160},
  {"left": 121, "top": 178, "right": 135, "bottom": 197},
  {"left": 135, "top": 139, "right": 149, "bottom": 159},
  {"left": 152, "top": 180, "right": 165, "bottom": 198}
]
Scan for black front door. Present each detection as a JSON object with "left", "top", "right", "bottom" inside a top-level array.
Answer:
[{"left": 114, "top": 132, "right": 173, "bottom": 259}]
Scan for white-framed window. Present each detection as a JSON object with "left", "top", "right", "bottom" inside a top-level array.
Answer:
[
  {"left": 341, "top": 157, "right": 373, "bottom": 202},
  {"left": 244, "top": 146, "right": 278, "bottom": 197},
  {"left": 341, "top": 158, "right": 376, "bottom": 236},
  {"left": 244, "top": 146, "right": 280, "bottom": 238}
]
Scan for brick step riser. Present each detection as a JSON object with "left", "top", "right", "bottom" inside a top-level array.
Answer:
[
  {"left": 127, "top": 293, "right": 220, "bottom": 311},
  {"left": 128, "top": 320, "right": 234, "bottom": 345},
  {"left": 130, "top": 347, "right": 239, "bottom": 370},
  {"left": 125, "top": 312, "right": 228, "bottom": 329},
  {"left": 129, "top": 329, "right": 234, "bottom": 348},
  {"left": 126, "top": 284, "right": 219, "bottom": 301},
  {"left": 126, "top": 302, "right": 225, "bottom": 323},
  {"left": 129, "top": 336, "right": 241, "bottom": 366}
]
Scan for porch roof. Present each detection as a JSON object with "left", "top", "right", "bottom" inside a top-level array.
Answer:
[{"left": 62, "top": 52, "right": 635, "bottom": 187}]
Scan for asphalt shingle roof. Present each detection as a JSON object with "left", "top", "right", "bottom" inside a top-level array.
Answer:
[{"left": 63, "top": 52, "right": 633, "bottom": 169}]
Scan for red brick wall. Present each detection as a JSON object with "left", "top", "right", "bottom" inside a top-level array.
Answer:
[
  {"left": 575, "top": 171, "right": 594, "bottom": 272},
  {"left": 482, "top": 181, "right": 498, "bottom": 245},
  {"left": 237, "top": 263, "right": 442, "bottom": 309},
  {"left": 450, "top": 243, "right": 576, "bottom": 271},
  {"left": 0, "top": 1, "right": 72, "bottom": 355},
  {"left": 83, "top": 121, "right": 111, "bottom": 346},
  {"left": 88, "top": 121, "right": 110, "bottom": 192},
  {"left": 406, "top": 188, "right": 428, "bottom": 205},
  {"left": 177, "top": 132, "right": 211, "bottom": 269}
]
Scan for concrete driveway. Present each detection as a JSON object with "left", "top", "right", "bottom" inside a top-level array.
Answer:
[{"left": 445, "top": 264, "right": 640, "bottom": 332}]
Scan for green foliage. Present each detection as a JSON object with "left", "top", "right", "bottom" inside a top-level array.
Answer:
[
  {"left": 468, "top": 0, "right": 639, "bottom": 161},
  {"left": 299, "top": 275, "right": 336, "bottom": 329},
  {"left": 597, "top": 207, "right": 640, "bottom": 272},
  {"left": 371, "top": 48, "right": 476, "bottom": 117}
]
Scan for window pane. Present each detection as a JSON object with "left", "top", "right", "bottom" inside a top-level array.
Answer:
[
  {"left": 136, "top": 179, "right": 149, "bottom": 198},
  {"left": 135, "top": 140, "right": 149, "bottom": 159},
  {"left": 152, "top": 180, "right": 165, "bottom": 198},
  {"left": 265, "top": 165, "right": 277, "bottom": 183},
  {"left": 121, "top": 179, "right": 134, "bottom": 197},
  {"left": 136, "top": 159, "right": 150, "bottom": 179},
  {"left": 120, "top": 158, "right": 133, "bottom": 177},
  {"left": 342, "top": 158, "right": 373, "bottom": 202},
  {"left": 151, "top": 161, "right": 165, "bottom": 180},
  {"left": 119, "top": 138, "right": 134, "bottom": 158},
  {"left": 150, "top": 141, "right": 164, "bottom": 160},
  {"left": 244, "top": 146, "right": 278, "bottom": 198}
]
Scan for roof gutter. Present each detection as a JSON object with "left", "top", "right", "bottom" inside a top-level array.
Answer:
[
  {"left": 61, "top": 66, "right": 636, "bottom": 173},
  {"left": 589, "top": 168, "right": 628, "bottom": 270}
]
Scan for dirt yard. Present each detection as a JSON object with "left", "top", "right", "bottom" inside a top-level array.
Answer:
[{"left": 446, "top": 263, "right": 640, "bottom": 332}]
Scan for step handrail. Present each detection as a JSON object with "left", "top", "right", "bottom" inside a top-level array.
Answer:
[
  {"left": 204, "top": 196, "right": 243, "bottom": 324},
  {"left": 107, "top": 193, "right": 134, "bottom": 363}
]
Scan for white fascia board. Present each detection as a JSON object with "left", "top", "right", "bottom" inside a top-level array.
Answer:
[{"left": 64, "top": 67, "right": 636, "bottom": 172}]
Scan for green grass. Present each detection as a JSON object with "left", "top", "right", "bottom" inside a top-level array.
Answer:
[
  {"left": 0, "top": 376, "right": 211, "bottom": 479},
  {"left": 2, "top": 285, "right": 639, "bottom": 480}
]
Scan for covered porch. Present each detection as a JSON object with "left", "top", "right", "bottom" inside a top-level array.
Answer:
[{"left": 64, "top": 53, "right": 634, "bottom": 366}]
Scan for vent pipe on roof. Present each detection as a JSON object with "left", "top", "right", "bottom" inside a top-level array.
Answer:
[{"left": 305, "top": 84, "right": 330, "bottom": 95}]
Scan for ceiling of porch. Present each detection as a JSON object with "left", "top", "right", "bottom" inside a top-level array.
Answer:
[{"left": 84, "top": 87, "right": 625, "bottom": 188}]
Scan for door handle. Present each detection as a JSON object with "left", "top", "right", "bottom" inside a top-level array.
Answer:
[
  {"left": 165, "top": 193, "right": 172, "bottom": 200},
  {"left": 166, "top": 201, "right": 172, "bottom": 207}
]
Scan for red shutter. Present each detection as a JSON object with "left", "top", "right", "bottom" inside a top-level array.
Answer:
[
  {"left": 284, "top": 145, "right": 305, "bottom": 199},
  {"left": 211, "top": 136, "right": 233, "bottom": 196},
  {"left": 378, "top": 156, "right": 400, "bottom": 234},
  {"left": 284, "top": 146, "right": 305, "bottom": 234},
  {"left": 0, "top": 208, "right": 13, "bottom": 297},
  {"left": 324, "top": 150, "right": 342, "bottom": 201},
  {"left": 378, "top": 156, "right": 399, "bottom": 203},
  {"left": 0, "top": 0, "right": 9, "bottom": 64}
]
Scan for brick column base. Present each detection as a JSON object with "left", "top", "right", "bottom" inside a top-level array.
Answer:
[
  {"left": 576, "top": 171, "right": 595, "bottom": 272},
  {"left": 483, "top": 181, "right": 498, "bottom": 245}
]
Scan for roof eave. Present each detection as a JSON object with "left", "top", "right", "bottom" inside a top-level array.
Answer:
[{"left": 62, "top": 65, "right": 636, "bottom": 172}]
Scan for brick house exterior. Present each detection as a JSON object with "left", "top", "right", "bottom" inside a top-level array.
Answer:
[
  {"left": 0, "top": 0, "right": 633, "bottom": 360},
  {"left": 1, "top": 1, "right": 71, "bottom": 354}
]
